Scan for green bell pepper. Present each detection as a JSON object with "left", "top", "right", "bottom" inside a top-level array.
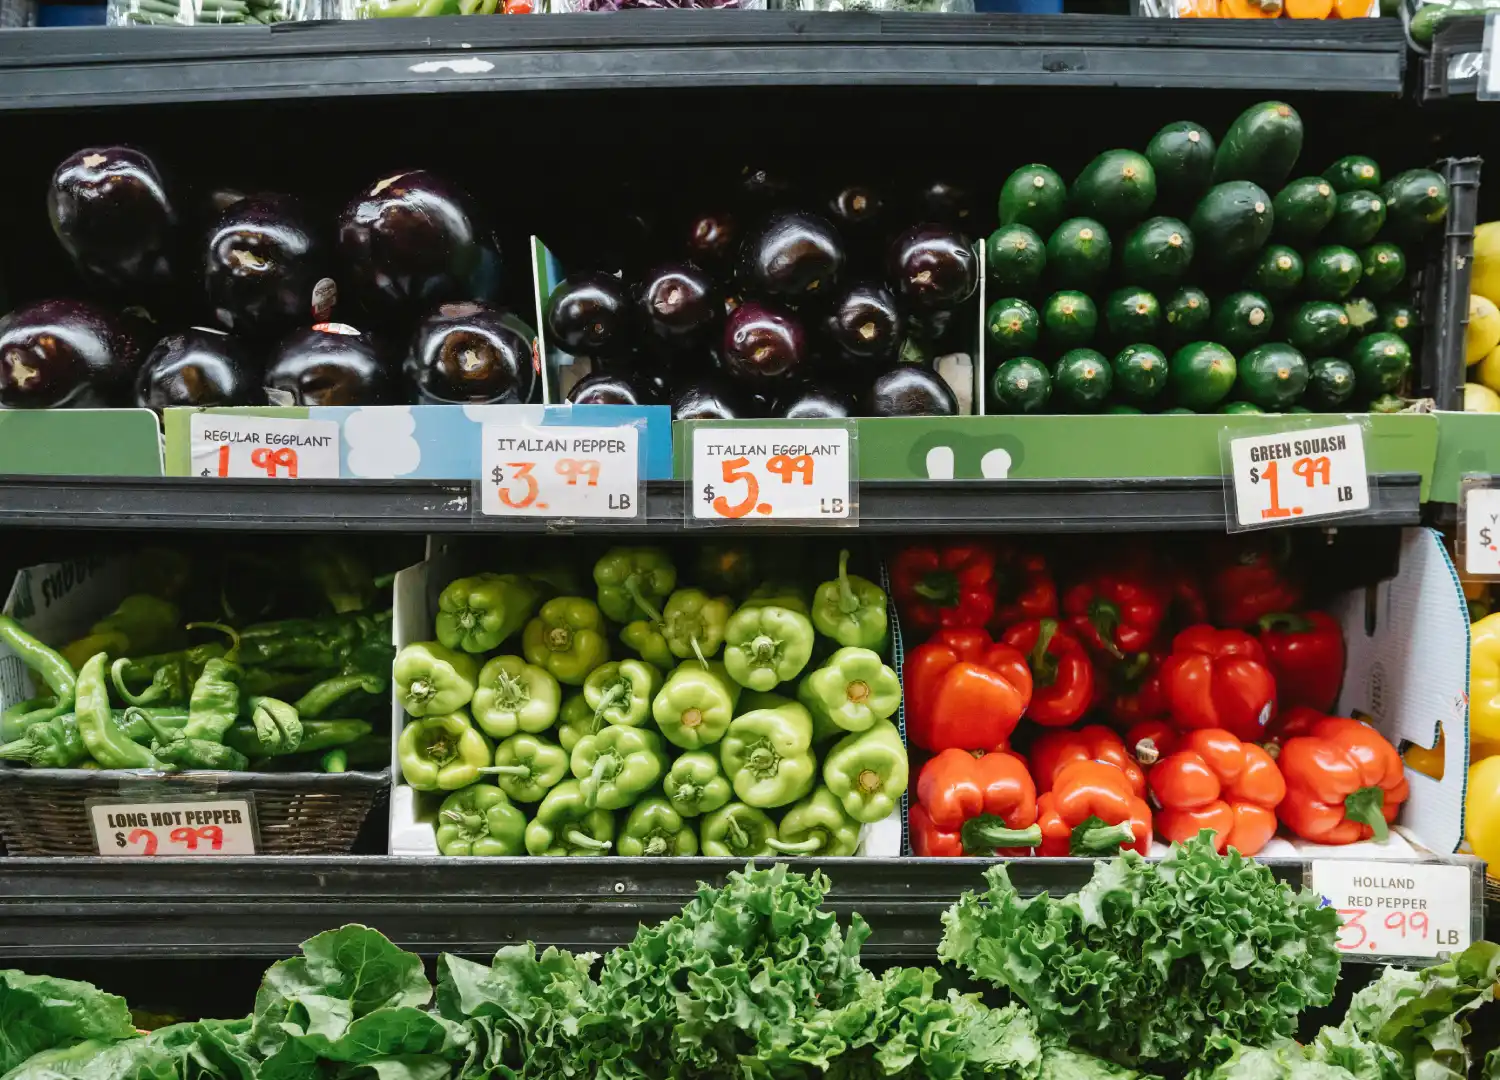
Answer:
[
  {"left": 739, "top": 581, "right": 810, "bottom": 615},
  {"left": 435, "top": 573, "right": 540, "bottom": 654},
  {"left": 394, "top": 642, "right": 479, "bottom": 718},
  {"left": 593, "top": 546, "right": 677, "bottom": 624},
  {"left": 767, "top": 786, "right": 862, "bottom": 856},
  {"left": 663, "top": 589, "right": 733, "bottom": 660},
  {"left": 524, "top": 779, "right": 615, "bottom": 856},
  {"left": 471, "top": 655, "right": 560, "bottom": 739},
  {"left": 398, "top": 711, "right": 493, "bottom": 791},
  {"left": 652, "top": 659, "right": 739, "bottom": 750},
  {"left": 821, "top": 719, "right": 909, "bottom": 824},
  {"left": 696, "top": 543, "right": 757, "bottom": 597},
  {"left": 662, "top": 751, "right": 732, "bottom": 817},
  {"left": 699, "top": 802, "right": 777, "bottom": 857},
  {"left": 618, "top": 796, "right": 698, "bottom": 857},
  {"left": 582, "top": 659, "right": 662, "bottom": 728},
  {"left": 619, "top": 619, "right": 674, "bottom": 669},
  {"left": 722, "top": 605, "right": 815, "bottom": 692},
  {"left": 799, "top": 647, "right": 901, "bottom": 734},
  {"left": 489, "top": 732, "right": 569, "bottom": 803},
  {"left": 436, "top": 783, "right": 527, "bottom": 856},
  {"left": 554, "top": 693, "right": 594, "bottom": 753},
  {"left": 720, "top": 698, "right": 817, "bottom": 808},
  {"left": 522, "top": 598, "right": 610, "bottom": 686},
  {"left": 569, "top": 725, "right": 666, "bottom": 810},
  {"left": 811, "top": 549, "right": 888, "bottom": 650}
]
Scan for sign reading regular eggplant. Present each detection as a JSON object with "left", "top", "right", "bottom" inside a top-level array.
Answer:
[
  {"left": 688, "top": 422, "right": 856, "bottom": 525},
  {"left": 189, "top": 413, "right": 341, "bottom": 480}
]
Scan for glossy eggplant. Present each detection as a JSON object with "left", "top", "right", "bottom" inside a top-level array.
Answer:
[
  {"left": 865, "top": 365, "right": 958, "bottom": 417},
  {"left": 672, "top": 377, "right": 746, "bottom": 421},
  {"left": 0, "top": 299, "right": 141, "bottom": 408},
  {"left": 827, "top": 183, "right": 886, "bottom": 236},
  {"left": 637, "top": 263, "right": 718, "bottom": 348},
  {"left": 47, "top": 147, "right": 178, "bottom": 298},
  {"left": 685, "top": 211, "right": 738, "bottom": 269},
  {"left": 888, "top": 225, "right": 978, "bottom": 311},
  {"left": 566, "top": 370, "right": 654, "bottom": 406},
  {"left": 916, "top": 181, "right": 974, "bottom": 226},
  {"left": 722, "top": 301, "right": 806, "bottom": 382},
  {"left": 738, "top": 211, "right": 845, "bottom": 301},
  {"left": 204, "top": 193, "right": 329, "bottom": 340},
  {"left": 264, "top": 324, "right": 389, "bottom": 406},
  {"left": 545, "top": 272, "right": 633, "bottom": 357},
  {"left": 739, "top": 165, "right": 795, "bottom": 207},
  {"left": 776, "top": 382, "right": 855, "bottom": 419},
  {"left": 823, "top": 282, "right": 902, "bottom": 362},
  {"left": 404, "top": 301, "right": 533, "bottom": 405},
  {"left": 134, "top": 327, "right": 262, "bottom": 411}
]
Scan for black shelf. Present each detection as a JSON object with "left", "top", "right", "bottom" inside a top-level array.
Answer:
[
  {"left": 1419, "top": 17, "right": 1485, "bottom": 101},
  {"left": 0, "top": 12, "right": 1406, "bottom": 109},
  {"left": 0, "top": 473, "right": 1423, "bottom": 534}
]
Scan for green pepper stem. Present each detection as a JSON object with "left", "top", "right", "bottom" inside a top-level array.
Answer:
[
  {"left": 477, "top": 765, "right": 531, "bottom": 777},
  {"left": 960, "top": 816, "right": 1041, "bottom": 854},
  {"left": 593, "top": 683, "right": 628, "bottom": 726},
  {"left": 110, "top": 658, "right": 162, "bottom": 707},
  {"left": 725, "top": 817, "right": 749, "bottom": 852},
  {"left": 644, "top": 836, "right": 669, "bottom": 856},
  {"left": 752, "top": 635, "right": 777, "bottom": 663},
  {"left": 0, "top": 738, "right": 35, "bottom": 762},
  {"left": 691, "top": 637, "right": 710, "bottom": 672},
  {"left": 185, "top": 621, "right": 242, "bottom": 653},
  {"left": 566, "top": 829, "right": 611, "bottom": 852},
  {"left": 767, "top": 835, "right": 824, "bottom": 854},
  {"left": 127, "top": 706, "right": 181, "bottom": 746},
  {"left": 1070, "top": 819, "right": 1135, "bottom": 856},
  {"left": 836, "top": 549, "right": 858, "bottom": 614},
  {"left": 1088, "top": 598, "right": 1125, "bottom": 660},
  {"left": 1344, "top": 785, "right": 1390, "bottom": 842},
  {"left": 1257, "top": 611, "right": 1314, "bottom": 634},
  {"left": 1030, "top": 619, "right": 1061, "bottom": 687},
  {"left": 911, "top": 570, "right": 958, "bottom": 607},
  {"left": 626, "top": 578, "right": 664, "bottom": 625}
]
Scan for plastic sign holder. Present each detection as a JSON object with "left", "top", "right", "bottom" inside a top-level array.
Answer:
[
  {"left": 1310, "top": 859, "right": 1476, "bottom": 960},
  {"left": 189, "top": 413, "right": 341, "bottom": 479},
  {"left": 1458, "top": 474, "right": 1500, "bottom": 579},
  {"left": 1221, "top": 419, "right": 1373, "bottom": 532},
  {"left": 478, "top": 419, "right": 644, "bottom": 521},
  {"left": 686, "top": 421, "right": 858, "bottom": 526},
  {"left": 88, "top": 795, "right": 259, "bottom": 856}
]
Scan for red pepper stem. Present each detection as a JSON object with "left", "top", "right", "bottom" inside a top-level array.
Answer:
[
  {"left": 766, "top": 835, "right": 824, "bottom": 854},
  {"left": 960, "top": 815, "right": 1042, "bottom": 854},
  {"left": 626, "top": 579, "right": 664, "bottom": 626},
  {"left": 836, "top": 549, "right": 859, "bottom": 614},
  {"left": 912, "top": 570, "right": 959, "bottom": 608},
  {"left": 1088, "top": 598, "right": 1125, "bottom": 660},
  {"left": 1030, "top": 619, "right": 1060, "bottom": 687},
  {"left": 1257, "top": 612, "right": 1314, "bottom": 634},
  {"left": 1344, "top": 785, "right": 1390, "bottom": 843},
  {"left": 1070, "top": 817, "right": 1135, "bottom": 856}
]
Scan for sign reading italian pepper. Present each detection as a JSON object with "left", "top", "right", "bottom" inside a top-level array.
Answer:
[
  {"left": 688, "top": 423, "right": 856, "bottom": 524},
  {"left": 479, "top": 423, "right": 640, "bottom": 519}
]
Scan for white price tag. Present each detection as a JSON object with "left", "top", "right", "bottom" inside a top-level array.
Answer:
[
  {"left": 89, "top": 797, "right": 258, "bottom": 857},
  {"left": 1227, "top": 424, "right": 1369, "bottom": 528},
  {"left": 1312, "top": 861, "right": 1472, "bottom": 959},
  {"left": 190, "top": 414, "right": 341, "bottom": 480},
  {"left": 690, "top": 425, "right": 854, "bottom": 522},
  {"left": 1462, "top": 484, "right": 1500, "bottom": 576},
  {"left": 480, "top": 423, "right": 639, "bottom": 518}
]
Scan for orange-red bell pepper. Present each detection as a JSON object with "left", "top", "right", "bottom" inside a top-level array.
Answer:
[
  {"left": 1124, "top": 717, "right": 1178, "bottom": 765},
  {"left": 1161, "top": 625, "right": 1277, "bottom": 742},
  {"left": 1147, "top": 727, "right": 1285, "bottom": 855},
  {"left": 1278, "top": 714, "right": 1408, "bottom": 844},
  {"left": 1037, "top": 759, "right": 1152, "bottom": 856},
  {"left": 890, "top": 543, "right": 996, "bottom": 635},
  {"left": 1107, "top": 649, "right": 1168, "bottom": 726},
  {"left": 991, "top": 549, "right": 1058, "bottom": 633},
  {"left": 1209, "top": 537, "right": 1304, "bottom": 628},
  {"left": 1256, "top": 610, "right": 1344, "bottom": 714},
  {"left": 904, "top": 634, "right": 1031, "bottom": 751},
  {"left": 1064, "top": 573, "right": 1167, "bottom": 658},
  {"left": 1000, "top": 618, "right": 1094, "bottom": 727},
  {"left": 1030, "top": 724, "right": 1146, "bottom": 797},
  {"left": 909, "top": 747, "right": 1041, "bottom": 856}
]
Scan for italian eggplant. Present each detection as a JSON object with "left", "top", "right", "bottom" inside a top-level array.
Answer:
[
  {"left": 637, "top": 263, "right": 718, "bottom": 347},
  {"left": 739, "top": 211, "right": 845, "bottom": 301},
  {"left": 888, "top": 225, "right": 978, "bottom": 311},
  {"left": 672, "top": 377, "right": 746, "bottom": 421},
  {"left": 822, "top": 282, "right": 902, "bottom": 362},
  {"left": 865, "top": 365, "right": 958, "bottom": 416},
  {"left": 776, "top": 382, "right": 855, "bottom": 419},
  {"left": 545, "top": 272, "right": 633, "bottom": 357},
  {"left": 722, "top": 301, "right": 806, "bottom": 382},
  {"left": 566, "top": 370, "right": 654, "bottom": 406}
]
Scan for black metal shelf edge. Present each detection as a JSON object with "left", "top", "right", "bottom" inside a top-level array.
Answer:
[
  {"left": 0, "top": 13, "right": 1406, "bottom": 108},
  {"left": 0, "top": 473, "right": 1422, "bottom": 533},
  {"left": 1420, "top": 19, "right": 1484, "bottom": 101}
]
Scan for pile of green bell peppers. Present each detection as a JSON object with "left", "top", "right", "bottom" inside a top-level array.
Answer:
[{"left": 403, "top": 546, "right": 910, "bottom": 858}]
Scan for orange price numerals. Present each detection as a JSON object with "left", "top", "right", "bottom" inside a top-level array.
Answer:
[
  {"left": 711, "top": 453, "right": 815, "bottom": 519},
  {"left": 1258, "top": 455, "right": 1331, "bottom": 520},
  {"left": 497, "top": 458, "right": 601, "bottom": 511},
  {"left": 213, "top": 445, "right": 300, "bottom": 479}
]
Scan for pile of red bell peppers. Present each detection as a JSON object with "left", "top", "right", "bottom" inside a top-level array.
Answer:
[{"left": 892, "top": 537, "right": 1410, "bottom": 859}]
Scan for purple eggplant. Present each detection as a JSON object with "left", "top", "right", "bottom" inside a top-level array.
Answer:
[
  {"left": 404, "top": 301, "right": 534, "bottom": 405},
  {"left": 866, "top": 365, "right": 958, "bottom": 417},
  {"left": 264, "top": 324, "right": 389, "bottom": 406},
  {"left": 566, "top": 370, "right": 653, "bottom": 406},
  {"left": 204, "top": 193, "right": 329, "bottom": 340},
  {"left": 336, "top": 170, "right": 485, "bottom": 325},
  {"left": 545, "top": 273, "right": 633, "bottom": 357},
  {"left": 827, "top": 183, "right": 886, "bottom": 236},
  {"left": 47, "top": 147, "right": 178, "bottom": 298},
  {"left": 739, "top": 211, "right": 845, "bottom": 302},
  {"left": 823, "top": 282, "right": 902, "bottom": 363},
  {"left": 0, "top": 299, "right": 140, "bottom": 408},
  {"left": 916, "top": 180, "right": 974, "bottom": 226},
  {"left": 739, "top": 165, "right": 795, "bottom": 207},
  {"left": 722, "top": 301, "right": 806, "bottom": 382},
  {"left": 685, "top": 211, "right": 738, "bottom": 269},
  {"left": 888, "top": 225, "right": 978, "bottom": 311},
  {"left": 673, "top": 377, "right": 746, "bottom": 421},
  {"left": 134, "top": 327, "right": 262, "bottom": 411},
  {"left": 776, "top": 382, "right": 855, "bottom": 419},
  {"left": 637, "top": 263, "right": 718, "bottom": 347}
]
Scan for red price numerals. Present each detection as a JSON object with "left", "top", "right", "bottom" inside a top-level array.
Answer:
[
  {"left": 711, "top": 453, "right": 815, "bottom": 519},
  {"left": 495, "top": 457, "right": 600, "bottom": 511},
  {"left": 214, "top": 445, "right": 300, "bottom": 479},
  {"left": 1336, "top": 908, "right": 1431, "bottom": 952},
  {"left": 122, "top": 825, "right": 225, "bottom": 856},
  {"left": 1256, "top": 454, "right": 1330, "bottom": 520}
]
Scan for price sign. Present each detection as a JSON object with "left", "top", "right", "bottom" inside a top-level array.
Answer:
[
  {"left": 1459, "top": 478, "right": 1500, "bottom": 578},
  {"left": 88, "top": 797, "right": 258, "bottom": 857},
  {"left": 479, "top": 423, "right": 639, "bottom": 518},
  {"left": 1311, "top": 861, "right": 1472, "bottom": 959},
  {"left": 1226, "top": 424, "right": 1370, "bottom": 529},
  {"left": 189, "top": 414, "right": 341, "bottom": 480},
  {"left": 689, "top": 425, "right": 855, "bottom": 523}
]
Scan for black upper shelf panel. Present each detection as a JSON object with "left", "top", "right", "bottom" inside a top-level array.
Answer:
[
  {"left": 1419, "top": 17, "right": 1484, "bottom": 100},
  {"left": 0, "top": 12, "right": 1407, "bottom": 108}
]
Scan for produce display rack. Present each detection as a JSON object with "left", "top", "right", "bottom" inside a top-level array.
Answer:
[{"left": 1418, "top": 18, "right": 1485, "bottom": 100}]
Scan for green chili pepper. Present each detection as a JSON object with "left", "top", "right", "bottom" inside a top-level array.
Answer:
[
  {"left": 76, "top": 654, "right": 169, "bottom": 771},
  {"left": 593, "top": 546, "right": 677, "bottom": 624},
  {"left": 652, "top": 659, "right": 739, "bottom": 750},
  {"left": 699, "top": 801, "right": 777, "bottom": 857},
  {"left": 662, "top": 751, "right": 732, "bottom": 817},
  {"left": 723, "top": 604, "right": 816, "bottom": 692},
  {"left": 182, "top": 659, "right": 242, "bottom": 743},
  {"left": 471, "top": 655, "right": 560, "bottom": 739},
  {"left": 61, "top": 594, "right": 183, "bottom": 672},
  {"left": 247, "top": 696, "right": 303, "bottom": 755},
  {"left": 619, "top": 619, "right": 674, "bottom": 668},
  {"left": 0, "top": 615, "right": 76, "bottom": 730},
  {"left": 301, "top": 538, "right": 375, "bottom": 615},
  {"left": 820, "top": 719, "right": 909, "bottom": 824},
  {"left": 524, "top": 779, "right": 614, "bottom": 856},
  {"left": 109, "top": 643, "right": 228, "bottom": 708},
  {"left": 489, "top": 732, "right": 569, "bottom": 804},
  {"left": 582, "top": 659, "right": 662, "bottom": 729},
  {"left": 720, "top": 698, "right": 817, "bottom": 809},
  {"left": 151, "top": 735, "right": 249, "bottom": 772},
  {"left": 0, "top": 707, "right": 189, "bottom": 768},
  {"left": 767, "top": 786, "right": 862, "bottom": 855},
  {"left": 521, "top": 598, "right": 609, "bottom": 686},
  {"left": 234, "top": 612, "right": 386, "bottom": 670},
  {"left": 619, "top": 796, "right": 697, "bottom": 857},
  {"left": 663, "top": 589, "right": 734, "bottom": 660},
  {"left": 1, "top": 697, "right": 64, "bottom": 743},
  {"left": 398, "top": 711, "right": 493, "bottom": 791},
  {"left": 569, "top": 725, "right": 666, "bottom": 810},
  {"left": 322, "top": 748, "right": 349, "bottom": 773},
  {"left": 224, "top": 718, "right": 370, "bottom": 759},
  {"left": 293, "top": 672, "right": 387, "bottom": 718},
  {"left": 437, "top": 783, "right": 527, "bottom": 856},
  {"left": 811, "top": 549, "right": 889, "bottom": 650},
  {"left": 798, "top": 648, "right": 901, "bottom": 735},
  {"left": 394, "top": 641, "right": 479, "bottom": 718},
  {"left": 553, "top": 693, "right": 594, "bottom": 753},
  {"left": 435, "top": 573, "right": 540, "bottom": 654},
  {"left": 695, "top": 543, "right": 757, "bottom": 597}
]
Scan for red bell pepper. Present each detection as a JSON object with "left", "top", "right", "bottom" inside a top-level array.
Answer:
[
  {"left": 1147, "top": 728, "right": 1286, "bottom": 855},
  {"left": 890, "top": 543, "right": 996, "bottom": 635},
  {"left": 1257, "top": 611, "right": 1345, "bottom": 713},
  {"left": 1000, "top": 618, "right": 1093, "bottom": 728},
  {"left": 1277, "top": 714, "right": 1408, "bottom": 844},
  {"left": 991, "top": 549, "right": 1058, "bottom": 633},
  {"left": 1063, "top": 573, "right": 1167, "bottom": 658},
  {"left": 1161, "top": 625, "right": 1277, "bottom": 742},
  {"left": 904, "top": 635, "right": 1031, "bottom": 751},
  {"left": 1209, "top": 537, "right": 1304, "bottom": 629},
  {"left": 1106, "top": 649, "right": 1168, "bottom": 727},
  {"left": 1030, "top": 724, "right": 1146, "bottom": 797},
  {"left": 910, "top": 748, "right": 1041, "bottom": 856},
  {"left": 1124, "top": 718, "right": 1178, "bottom": 765},
  {"left": 1266, "top": 703, "right": 1324, "bottom": 745},
  {"left": 1164, "top": 566, "right": 1210, "bottom": 631},
  {"left": 1036, "top": 759, "right": 1152, "bottom": 856}
]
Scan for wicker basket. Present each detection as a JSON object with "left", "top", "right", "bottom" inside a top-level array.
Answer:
[{"left": 0, "top": 767, "right": 389, "bottom": 855}]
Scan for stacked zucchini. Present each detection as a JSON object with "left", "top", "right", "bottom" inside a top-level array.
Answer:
[{"left": 984, "top": 101, "right": 1451, "bottom": 415}]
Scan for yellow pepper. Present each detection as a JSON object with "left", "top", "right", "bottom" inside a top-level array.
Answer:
[
  {"left": 1466, "top": 755, "right": 1500, "bottom": 877},
  {"left": 1470, "top": 613, "right": 1500, "bottom": 744},
  {"left": 1403, "top": 727, "right": 1445, "bottom": 781}
]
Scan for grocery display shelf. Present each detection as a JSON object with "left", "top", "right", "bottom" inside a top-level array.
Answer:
[
  {"left": 1418, "top": 18, "right": 1485, "bottom": 100},
  {"left": 0, "top": 12, "right": 1407, "bottom": 110},
  {"left": 0, "top": 473, "right": 1424, "bottom": 534}
]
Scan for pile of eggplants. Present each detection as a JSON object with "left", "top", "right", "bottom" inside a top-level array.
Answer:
[
  {"left": 546, "top": 174, "right": 978, "bottom": 418},
  {"left": 0, "top": 147, "right": 535, "bottom": 412}
]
